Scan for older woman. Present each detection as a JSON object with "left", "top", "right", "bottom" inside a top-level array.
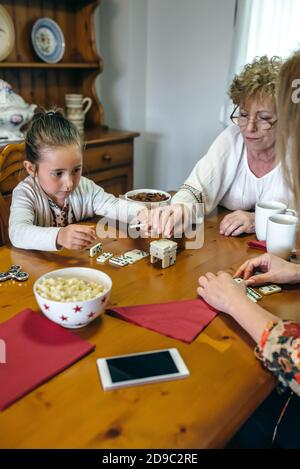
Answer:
[
  {"left": 172, "top": 56, "right": 292, "bottom": 236},
  {"left": 197, "top": 50, "right": 300, "bottom": 448}
]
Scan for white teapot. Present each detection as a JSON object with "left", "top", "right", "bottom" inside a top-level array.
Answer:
[{"left": 0, "top": 79, "right": 37, "bottom": 142}]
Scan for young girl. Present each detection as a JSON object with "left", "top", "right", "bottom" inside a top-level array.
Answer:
[{"left": 9, "top": 110, "right": 176, "bottom": 251}]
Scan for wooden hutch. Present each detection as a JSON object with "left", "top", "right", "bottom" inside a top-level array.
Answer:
[{"left": 0, "top": 0, "right": 139, "bottom": 196}]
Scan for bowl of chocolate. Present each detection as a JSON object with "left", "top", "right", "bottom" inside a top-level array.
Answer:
[{"left": 125, "top": 188, "right": 171, "bottom": 207}]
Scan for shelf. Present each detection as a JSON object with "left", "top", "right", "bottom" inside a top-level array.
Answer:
[{"left": 0, "top": 62, "right": 100, "bottom": 69}]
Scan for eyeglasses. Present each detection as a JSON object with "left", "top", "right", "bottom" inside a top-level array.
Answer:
[{"left": 230, "top": 105, "right": 277, "bottom": 130}]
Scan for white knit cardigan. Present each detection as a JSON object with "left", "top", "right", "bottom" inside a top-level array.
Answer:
[{"left": 9, "top": 176, "right": 142, "bottom": 251}]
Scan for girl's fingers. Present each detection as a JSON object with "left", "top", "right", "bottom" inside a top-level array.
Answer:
[
  {"left": 74, "top": 234, "right": 96, "bottom": 244},
  {"left": 74, "top": 226, "right": 96, "bottom": 236},
  {"left": 72, "top": 234, "right": 95, "bottom": 245}
]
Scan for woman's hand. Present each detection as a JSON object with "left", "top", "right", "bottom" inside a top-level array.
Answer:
[
  {"left": 197, "top": 271, "right": 247, "bottom": 314},
  {"left": 137, "top": 204, "right": 189, "bottom": 237},
  {"left": 219, "top": 210, "right": 255, "bottom": 236},
  {"left": 57, "top": 224, "right": 97, "bottom": 250},
  {"left": 234, "top": 253, "right": 300, "bottom": 285}
]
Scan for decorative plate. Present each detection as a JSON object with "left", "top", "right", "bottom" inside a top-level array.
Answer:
[
  {"left": 31, "top": 17, "right": 65, "bottom": 63},
  {"left": 0, "top": 5, "right": 15, "bottom": 61}
]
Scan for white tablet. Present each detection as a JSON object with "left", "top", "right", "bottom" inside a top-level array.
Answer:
[{"left": 97, "top": 348, "right": 190, "bottom": 390}]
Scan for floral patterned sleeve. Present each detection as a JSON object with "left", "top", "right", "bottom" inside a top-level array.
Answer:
[{"left": 255, "top": 320, "right": 300, "bottom": 396}]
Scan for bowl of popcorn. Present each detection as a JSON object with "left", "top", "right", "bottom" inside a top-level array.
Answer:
[
  {"left": 125, "top": 188, "right": 171, "bottom": 208},
  {"left": 33, "top": 267, "right": 112, "bottom": 328}
]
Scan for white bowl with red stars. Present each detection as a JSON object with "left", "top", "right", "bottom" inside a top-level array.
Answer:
[{"left": 33, "top": 267, "right": 112, "bottom": 328}]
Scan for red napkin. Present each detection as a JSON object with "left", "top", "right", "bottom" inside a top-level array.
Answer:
[
  {"left": 0, "top": 309, "right": 95, "bottom": 411},
  {"left": 108, "top": 299, "right": 218, "bottom": 343},
  {"left": 247, "top": 240, "right": 266, "bottom": 251}
]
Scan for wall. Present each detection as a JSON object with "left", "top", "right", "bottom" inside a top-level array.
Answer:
[{"left": 95, "top": 0, "right": 236, "bottom": 191}]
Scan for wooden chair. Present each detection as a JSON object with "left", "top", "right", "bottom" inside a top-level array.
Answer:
[{"left": 0, "top": 142, "right": 26, "bottom": 245}]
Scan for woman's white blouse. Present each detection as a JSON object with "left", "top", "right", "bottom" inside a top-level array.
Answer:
[{"left": 172, "top": 125, "right": 291, "bottom": 214}]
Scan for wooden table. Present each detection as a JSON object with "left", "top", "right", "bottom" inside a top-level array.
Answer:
[{"left": 1, "top": 209, "right": 299, "bottom": 449}]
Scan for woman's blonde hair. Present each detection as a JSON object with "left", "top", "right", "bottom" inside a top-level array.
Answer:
[
  {"left": 229, "top": 55, "right": 282, "bottom": 106},
  {"left": 277, "top": 50, "right": 300, "bottom": 213}
]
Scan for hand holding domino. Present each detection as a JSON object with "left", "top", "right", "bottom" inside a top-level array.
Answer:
[
  {"left": 57, "top": 224, "right": 97, "bottom": 250},
  {"left": 234, "top": 253, "right": 298, "bottom": 286}
]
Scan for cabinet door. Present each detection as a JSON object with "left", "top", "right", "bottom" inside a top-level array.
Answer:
[{"left": 89, "top": 166, "right": 133, "bottom": 197}]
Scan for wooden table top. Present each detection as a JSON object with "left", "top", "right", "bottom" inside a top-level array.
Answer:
[{"left": 0, "top": 208, "right": 299, "bottom": 449}]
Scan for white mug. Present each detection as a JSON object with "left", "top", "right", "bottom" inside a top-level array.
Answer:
[
  {"left": 266, "top": 214, "right": 298, "bottom": 260},
  {"left": 255, "top": 201, "right": 296, "bottom": 241}
]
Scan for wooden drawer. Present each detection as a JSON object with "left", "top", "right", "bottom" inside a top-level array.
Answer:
[
  {"left": 89, "top": 166, "right": 133, "bottom": 196},
  {"left": 83, "top": 141, "right": 133, "bottom": 175}
]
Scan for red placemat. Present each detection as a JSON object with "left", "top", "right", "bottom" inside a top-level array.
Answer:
[
  {"left": 108, "top": 299, "right": 218, "bottom": 343},
  {"left": 0, "top": 309, "right": 95, "bottom": 411}
]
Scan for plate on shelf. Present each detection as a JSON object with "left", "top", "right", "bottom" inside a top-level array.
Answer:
[
  {"left": 31, "top": 17, "right": 65, "bottom": 63},
  {"left": 0, "top": 5, "right": 15, "bottom": 61}
]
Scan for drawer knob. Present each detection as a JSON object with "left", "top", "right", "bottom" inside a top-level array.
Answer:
[{"left": 102, "top": 154, "right": 112, "bottom": 162}]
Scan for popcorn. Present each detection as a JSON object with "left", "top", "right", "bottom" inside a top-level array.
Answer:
[{"left": 36, "top": 277, "right": 105, "bottom": 302}]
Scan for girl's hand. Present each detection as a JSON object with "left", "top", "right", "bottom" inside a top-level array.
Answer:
[
  {"left": 234, "top": 253, "right": 300, "bottom": 285},
  {"left": 57, "top": 224, "right": 97, "bottom": 250},
  {"left": 219, "top": 210, "right": 255, "bottom": 236},
  {"left": 197, "top": 271, "right": 247, "bottom": 314}
]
